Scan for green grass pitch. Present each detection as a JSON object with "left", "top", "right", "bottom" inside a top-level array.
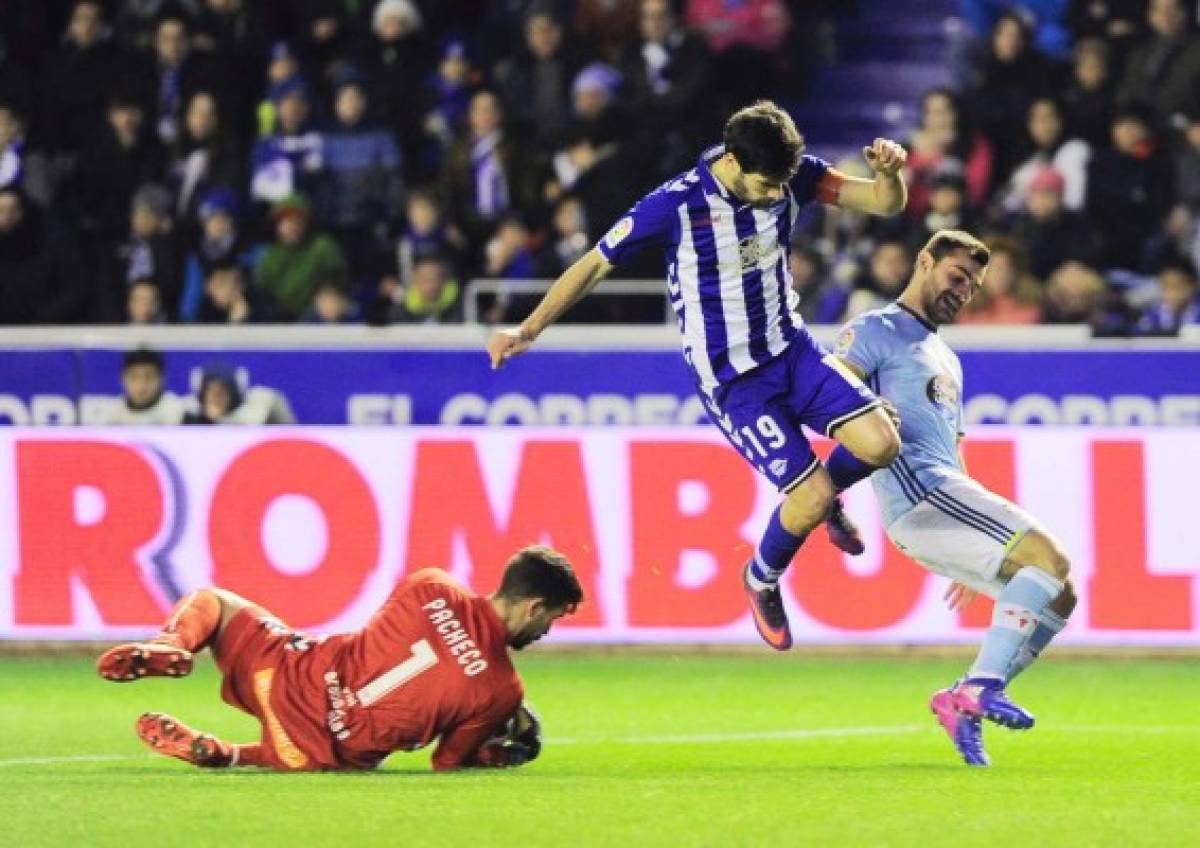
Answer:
[{"left": 1, "top": 652, "right": 1196, "bottom": 847}]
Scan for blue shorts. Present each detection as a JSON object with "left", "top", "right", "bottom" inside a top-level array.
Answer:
[{"left": 701, "top": 329, "right": 880, "bottom": 492}]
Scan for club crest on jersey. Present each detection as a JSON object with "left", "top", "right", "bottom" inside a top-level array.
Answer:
[
  {"left": 604, "top": 217, "right": 634, "bottom": 248},
  {"left": 738, "top": 234, "right": 773, "bottom": 269},
  {"left": 835, "top": 329, "right": 855, "bottom": 357},
  {"left": 926, "top": 373, "right": 959, "bottom": 409}
]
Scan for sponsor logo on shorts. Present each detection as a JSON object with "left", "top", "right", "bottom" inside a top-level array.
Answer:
[
  {"left": 324, "top": 670, "right": 355, "bottom": 742},
  {"left": 835, "top": 329, "right": 855, "bottom": 358},
  {"left": 604, "top": 217, "right": 634, "bottom": 249}
]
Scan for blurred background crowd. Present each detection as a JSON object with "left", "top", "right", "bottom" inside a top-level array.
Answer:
[{"left": 0, "top": 0, "right": 1198, "bottom": 334}]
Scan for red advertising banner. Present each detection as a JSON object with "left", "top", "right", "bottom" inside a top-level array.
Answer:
[{"left": 0, "top": 428, "right": 1195, "bottom": 644}]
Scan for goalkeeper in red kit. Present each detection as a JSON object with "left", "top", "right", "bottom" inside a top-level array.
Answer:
[{"left": 96, "top": 546, "right": 582, "bottom": 771}]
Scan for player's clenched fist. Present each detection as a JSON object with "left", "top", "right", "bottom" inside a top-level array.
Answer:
[
  {"left": 487, "top": 326, "right": 535, "bottom": 369},
  {"left": 862, "top": 138, "right": 906, "bottom": 176}
]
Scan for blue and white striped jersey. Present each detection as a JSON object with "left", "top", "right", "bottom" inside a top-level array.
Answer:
[
  {"left": 837, "top": 303, "right": 966, "bottom": 526},
  {"left": 595, "top": 145, "right": 839, "bottom": 389}
]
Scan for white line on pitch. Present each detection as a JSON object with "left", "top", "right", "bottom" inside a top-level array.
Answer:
[{"left": 1, "top": 723, "right": 1192, "bottom": 767}]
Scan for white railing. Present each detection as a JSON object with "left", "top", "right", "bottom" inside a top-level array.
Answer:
[
  {"left": 461, "top": 278, "right": 675, "bottom": 325},
  {"left": 0, "top": 318, "right": 1196, "bottom": 352}
]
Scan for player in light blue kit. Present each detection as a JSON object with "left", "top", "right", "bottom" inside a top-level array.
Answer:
[
  {"left": 835, "top": 230, "right": 1078, "bottom": 767},
  {"left": 488, "top": 101, "right": 907, "bottom": 650}
]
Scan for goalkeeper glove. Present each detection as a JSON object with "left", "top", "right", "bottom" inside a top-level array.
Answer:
[{"left": 489, "top": 700, "right": 543, "bottom": 766}]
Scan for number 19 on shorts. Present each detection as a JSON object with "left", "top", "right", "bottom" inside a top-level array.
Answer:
[{"left": 740, "top": 415, "right": 787, "bottom": 458}]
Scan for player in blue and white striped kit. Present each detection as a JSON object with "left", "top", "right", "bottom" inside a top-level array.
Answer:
[
  {"left": 835, "top": 230, "right": 1078, "bottom": 767},
  {"left": 489, "top": 101, "right": 907, "bottom": 650}
]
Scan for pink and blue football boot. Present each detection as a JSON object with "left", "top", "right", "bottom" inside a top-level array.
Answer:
[
  {"left": 952, "top": 677, "right": 1036, "bottom": 730},
  {"left": 930, "top": 688, "right": 990, "bottom": 767},
  {"left": 930, "top": 678, "right": 1036, "bottom": 767}
]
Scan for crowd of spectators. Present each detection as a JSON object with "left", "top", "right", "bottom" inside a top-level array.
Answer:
[
  {"left": 0, "top": 0, "right": 837, "bottom": 328},
  {"left": 793, "top": 0, "right": 1199, "bottom": 335},
  {"left": 0, "top": 0, "right": 1197, "bottom": 335}
]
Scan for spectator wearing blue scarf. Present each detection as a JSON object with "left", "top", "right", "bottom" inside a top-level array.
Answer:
[{"left": 250, "top": 77, "right": 323, "bottom": 205}]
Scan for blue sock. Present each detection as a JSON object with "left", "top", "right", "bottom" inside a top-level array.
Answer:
[
  {"left": 1006, "top": 609, "right": 1067, "bottom": 682},
  {"left": 747, "top": 505, "right": 806, "bottom": 589},
  {"left": 825, "top": 446, "right": 877, "bottom": 492},
  {"left": 968, "top": 567, "right": 1064, "bottom": 681}
]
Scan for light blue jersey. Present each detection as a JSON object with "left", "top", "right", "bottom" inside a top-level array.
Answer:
[{"left": 836, "top": 302, "right": 964, "bottom": 526}]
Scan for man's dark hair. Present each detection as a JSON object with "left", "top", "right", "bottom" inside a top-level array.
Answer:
[
  {"left": 314, "top": 276, "right": 350, "bottom": 295},
  {"left": 413, "top": 252, "right": 450, "bottom": 272},
  {"left": 525, "top": 0, "right": 564, "bottom": 26},
  {"left": 122, "top": 347, "right": 165, "bottom": 373},
  {"left": 0, "top": 98, "right": 26, "bottom": 126},
  {"left": 155, "top": 3, "right": 192, "bottom": 30},
  {"left": 923, "top": 229, "right": 990, "bottom": 267},
  {"left": 723, "top": 100, "right": 805, "bottom": 183},
  {"left": 874, "top": 237, "right": 912, "bottom": 258},
  {"left": 207, "top": 259, "right": 243, "bottom": 276},
  {"left": 1159, "top": 256, "right": 1198, "bottom": 282},
  {"left": 108, "top": 89, "right": 144, "bottom": 112},
  {"left": 497, "top": 545, "right": 583, "bottom": 610}
]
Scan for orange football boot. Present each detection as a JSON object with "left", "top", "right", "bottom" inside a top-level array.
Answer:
[
  {"left": 97, "top": 642, "right": 193, "bottom": 682},
  {"left": 136, "top": 712, "right": 232, "bottom": 768}
]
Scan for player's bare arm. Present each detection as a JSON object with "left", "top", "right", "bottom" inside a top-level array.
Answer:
[
  {"left": 431, "top": 699, "right": 543, "bottom": 771},
  {"left": 836, "top": 356, "right": 901, "bottom": 431},
  {"left": 837, "top": 357, "right": 868, "bottom": 382},
  {"left": 834, "top": 138, "right": 908, "bottom": 216},
  {"left": 487, "top": 248, "right": 613, "bottom": 369}
]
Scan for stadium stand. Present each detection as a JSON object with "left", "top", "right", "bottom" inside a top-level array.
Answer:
[{"left": 0, "top": 0, "right": 1196, "bottom": 334}]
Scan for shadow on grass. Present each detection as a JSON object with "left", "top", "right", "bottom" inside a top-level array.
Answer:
[
  {"left": 98, "top": 758, "right": 978, "bottom": 780},
  {"left": 100, "top": 765, "right": 431, "bottom": 779}
]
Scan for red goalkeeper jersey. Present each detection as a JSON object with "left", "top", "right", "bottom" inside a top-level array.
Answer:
[{"left": 224, "top": 569, "right": 523, "bottom": 770}]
